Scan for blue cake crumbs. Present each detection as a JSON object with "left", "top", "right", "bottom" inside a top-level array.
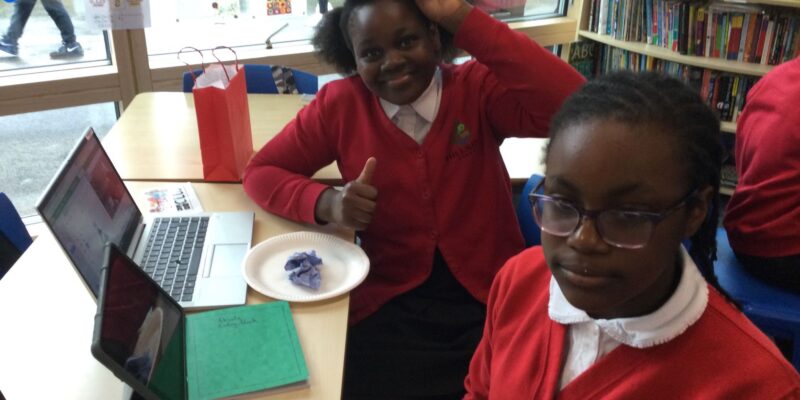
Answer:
[{"left": 284, "top": 250, "right": 323, "bottom": 290}]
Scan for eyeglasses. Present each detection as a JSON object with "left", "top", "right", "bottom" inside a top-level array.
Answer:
[{"left": 528, "top": 181, "right": 697, "bottom": 249}]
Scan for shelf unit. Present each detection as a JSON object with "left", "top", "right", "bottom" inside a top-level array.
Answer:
[{"left": 573, "top": 0, "right": 800, "bottom": 134}]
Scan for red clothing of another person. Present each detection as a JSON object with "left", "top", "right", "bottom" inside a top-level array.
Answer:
[
  {"left": 464, "top": 247, "right": 800, "bottom": 400},
  {"left": 243, "top": 8, "right": 585, "bottom": 324},
  {"left": 724, "top": 57, "right": 800, "bottom": 258}
]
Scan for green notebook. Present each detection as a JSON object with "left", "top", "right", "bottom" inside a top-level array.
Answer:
[{"left": 185, "top": 301, "right": 309, "bottom": 400}]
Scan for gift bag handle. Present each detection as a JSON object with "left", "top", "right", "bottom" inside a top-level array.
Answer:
[
  {"left": 178, "top": 46, "right": 206, "bottom": 84},
  {"left": 211, "top": 46, "right": 240, "bottom": 83}
]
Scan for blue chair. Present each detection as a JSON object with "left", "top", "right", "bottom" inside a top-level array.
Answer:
[
  {"left": 182, "top": 64, "right": 319, "bottom": 94},
  {"left": 714, "top": 227, "right": 800, "bottom": 371},
  {"left": 0, "top": 193, "right": 32, "bottom": 278},
  {"left": 516, "top": 173, "right": 544, "bottom": 247}
]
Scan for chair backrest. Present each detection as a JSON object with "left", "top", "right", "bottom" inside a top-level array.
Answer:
[
  {"left": 516, "top": 174, "right": 544, "bottom": 247},
  {"left": 289, "top": 68, "right": 319, "bottom": 95},
  {"left": 0, "top": 193, "right": 32, "bottom": 278},
  {"left": 182, "top": 64, "right": 318, "bottom": 95},
  {"left": 714, "top": 227, "right": 800, "bottom": 371}
]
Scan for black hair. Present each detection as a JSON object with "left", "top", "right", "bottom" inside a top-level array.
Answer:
[
  {"left": 311, "top": 0, "right": 458, "bottom": 75},
  {"left": 548, "top": 71, "right": 732, "bottom": 302}
]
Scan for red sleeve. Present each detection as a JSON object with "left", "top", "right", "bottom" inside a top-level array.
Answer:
[
  {"left": 454, "top": 8, "right": 586, "bottom": 139},
  {"left": 242, "top": 93, "right": 337, "bottom": 224}
]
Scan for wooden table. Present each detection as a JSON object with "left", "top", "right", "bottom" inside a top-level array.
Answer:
[
  {"left": 102, "top": 92, "right": 546, "bottom": 185},
  {"left": 0, "top": 182, "right": 352, "bottom": 400}
]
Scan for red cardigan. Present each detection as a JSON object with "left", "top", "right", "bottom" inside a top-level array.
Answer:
[
  {"left": 465, "top": 247, "right": 800, "bottom": 399},
  {"left": 724, "top": 57, "right": 800, "bottom": 257},
  {"left": 243, "top": 9, "right": 585, "bottom": 324}
]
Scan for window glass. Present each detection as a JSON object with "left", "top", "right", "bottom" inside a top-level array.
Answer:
[
  {"left": 0, "top": 0, "right": 111, "bottom": 74},
  {"left": 0, "top": 102, "right": 118, "bottom": 217},
  {"left": 476, "top": 0, "right": 562, "bottom": 21},
  {"left": 145, "top": 0, "right": 564, "bottom": 65},
  {"left": 146, "top": 0, "right": 319, "bottom": 64}
]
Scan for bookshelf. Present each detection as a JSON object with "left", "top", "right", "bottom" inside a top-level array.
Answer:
[{"left": 570, "top": 0, "right": 800, "bottom": 194}]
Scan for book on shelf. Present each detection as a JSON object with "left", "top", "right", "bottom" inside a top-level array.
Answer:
[
  {"left": 742, "top": 13, "right": 761, "bottom": 63},
  {"left": 727, "top": 13, "right": 744, "bottom": 61},
  {"left": 568, "top": 40, "right": 599, "bottom": 79},
  {"left": 755, "top": 14, "right": 770, "bottom": 63}
]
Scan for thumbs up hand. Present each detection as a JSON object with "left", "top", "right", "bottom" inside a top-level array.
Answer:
[{"left": 315, "top": 157, "right": 378, "bottom": 231}]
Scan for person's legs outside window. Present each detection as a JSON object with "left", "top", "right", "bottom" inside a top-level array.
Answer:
[
  {"left": 0, "top": 0, "right": 38, "bottom": 56},
  {"left": 41, "top": 0, "right": 83, "bottom": 59}
]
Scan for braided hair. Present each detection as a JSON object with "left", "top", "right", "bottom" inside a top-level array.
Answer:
[
  {"left": 548, "top": 71, "right": 732, "bottom": 301},
  {"left": 311, "top": 0, "right": 458, "bottom": 75}
]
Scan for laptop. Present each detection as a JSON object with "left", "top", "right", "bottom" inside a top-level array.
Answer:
[
  {"left": 36, "top": 127, "right": 253, "bottom": 309},
  {"left": 92, "top": 244, "right": 309, "bottom": 400}
]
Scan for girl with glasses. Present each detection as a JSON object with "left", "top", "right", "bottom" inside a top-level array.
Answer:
[{"left": 464, "top": 72, "right": 800, "bottom": 399}]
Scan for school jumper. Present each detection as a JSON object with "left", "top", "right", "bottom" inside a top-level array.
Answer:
[
  {"left": 243, "top": 7, "right": 585, "bottom": 325},
  {"left": 723, "top": 56, "right": 800, "bottom": 290},
  {"left": 465, "top": 247, "right": 800, "bottom": 400}
]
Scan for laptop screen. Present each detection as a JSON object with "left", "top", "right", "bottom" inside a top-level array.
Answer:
[
  {"left": 37, "top": 129, "right": 141, "bottom": 297},
  {"left": 95, "top": 245, "right": 186, "bottom": 400}
]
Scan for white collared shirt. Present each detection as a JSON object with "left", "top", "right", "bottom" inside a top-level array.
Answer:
[
  {"left": 379, "top": 68, "right": 442, "bottom": 144},
  {"left": 548, "top": 247, "right": 709, "bottom": 389}
]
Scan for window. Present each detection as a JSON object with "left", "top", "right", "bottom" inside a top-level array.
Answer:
[
  {"left": 0, "top": 102, "right": 118, "bottom": 217},
  {"left": 0, "top": 0, "right": 111, "bottom": 75}
]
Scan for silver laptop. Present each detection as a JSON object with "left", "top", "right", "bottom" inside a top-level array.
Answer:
[{"left": 36, "top": 127, "right": 252, "bottom": 309}]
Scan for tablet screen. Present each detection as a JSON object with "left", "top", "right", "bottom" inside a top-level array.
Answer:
[{"left": 94, "top": 245, "right": 186, "bottom": 400}]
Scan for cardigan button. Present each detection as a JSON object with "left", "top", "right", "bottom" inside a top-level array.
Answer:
[
  {"left": 422, "top": 191, "right": 431, "bottom": 199},
  {"left": 416, "top": 150, "right": 424, "bottom": 159},
  {"left": 430, "top": 230, "right": 438, "bottom": 239}
]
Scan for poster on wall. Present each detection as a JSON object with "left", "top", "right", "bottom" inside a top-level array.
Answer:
[
  {"left": 266, "top": 0, "right": 292, "bottom": 15},
  {"left": 86, "top": 0, "right": 151, "bottom": 30}
]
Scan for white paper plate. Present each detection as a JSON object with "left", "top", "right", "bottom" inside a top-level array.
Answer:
[{"left": 243, "top": 231, "right": 370, "bottom": 302}]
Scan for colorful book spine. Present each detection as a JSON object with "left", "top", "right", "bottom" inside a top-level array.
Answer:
[
  {"left": 761, "top": 16, "right": 776, "bottom": 65},
  {"left": 695, "top": 6, "right": 707, "bottom": 57},
  {"left": 743, "top": 13, "right": 762, "bottom": 63},
  {"left": 755, "top": 14, "right": 770, "bottom": 64},
  {"left": 727, "top": 13, "right": 744, "bottom": 60},
  {"left": 736, "top": 13, "right": 749, "bottom": 62}
]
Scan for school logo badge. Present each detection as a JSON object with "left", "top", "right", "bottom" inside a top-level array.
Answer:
[{"left": 452, "top": 122, "right": 470, "bottom": 145}]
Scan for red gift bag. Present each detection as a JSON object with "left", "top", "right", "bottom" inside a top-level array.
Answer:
[{"left": 183, "top": 46, "right": 253, "bottom": 182}]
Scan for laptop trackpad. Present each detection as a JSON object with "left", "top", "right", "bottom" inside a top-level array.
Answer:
[{"left": 206, "top": 244, "right": 248, "bottom": 277}]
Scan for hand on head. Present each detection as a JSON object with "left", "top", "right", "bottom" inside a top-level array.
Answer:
[
  {"left": 415, "top": 0, "right": 472, "bottom": 32},
  {"left": 316, "top": 157, "right": 378, "bottom": 231}
]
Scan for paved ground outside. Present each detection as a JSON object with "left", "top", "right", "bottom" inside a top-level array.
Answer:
[{"left": 0, "top": 104, "right": 117, "bottom": 217}]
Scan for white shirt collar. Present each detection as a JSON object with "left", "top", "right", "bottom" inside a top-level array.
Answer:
[
  {"left": 379, "top": 67, "right": 441, "bottom": 123},
  {"left": 548, "top": 246, "right": 709, "bottom": 348}
]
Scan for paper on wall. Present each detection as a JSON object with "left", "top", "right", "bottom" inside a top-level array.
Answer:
[{"left": 86, "top": 0, "right": 151, "bottom": 30}]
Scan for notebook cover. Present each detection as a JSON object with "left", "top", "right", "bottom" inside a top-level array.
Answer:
[{"left": 185, "top": 301, "right": 308, "bottom": 400}]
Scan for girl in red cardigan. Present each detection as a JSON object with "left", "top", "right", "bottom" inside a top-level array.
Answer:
[
  {"left": 464, "top": 72, "right": 800, "bottom": 399},
  {"left": 242, "top": 0, "right": 584, "bottom": 397}
]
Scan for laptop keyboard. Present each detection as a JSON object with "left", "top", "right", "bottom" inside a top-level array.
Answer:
[{"left": 141, "top": 216, "right": 209, "bottom": 302}]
